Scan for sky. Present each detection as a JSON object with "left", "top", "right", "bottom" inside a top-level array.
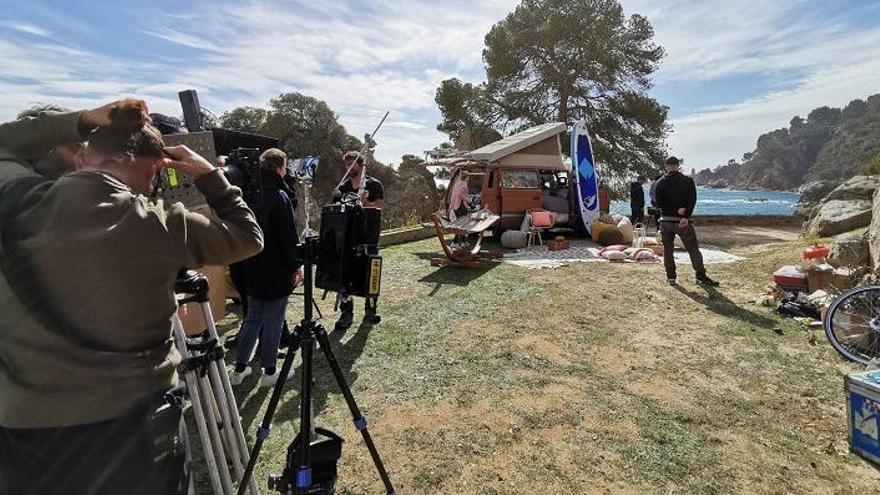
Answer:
[{"left": 1, "top": 0, "right": 880, "bottom": 170}]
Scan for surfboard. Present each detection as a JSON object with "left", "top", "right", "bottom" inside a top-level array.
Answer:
[{"left": 570, "top": 120, "right": 599, "bottom": 235}]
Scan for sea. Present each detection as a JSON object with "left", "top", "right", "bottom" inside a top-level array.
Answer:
[{"left": 611, "top": 186, "right": 800, "bottom": 216}]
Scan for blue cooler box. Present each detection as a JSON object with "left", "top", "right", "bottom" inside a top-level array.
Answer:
[{"left": 845, "top": 370, "right": 880, "bottom": 465}]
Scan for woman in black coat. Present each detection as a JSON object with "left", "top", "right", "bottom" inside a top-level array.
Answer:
[{"left": 230, "top": 148, "right": 302, "bottom": 388}]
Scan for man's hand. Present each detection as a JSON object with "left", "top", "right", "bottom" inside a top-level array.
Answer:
[
  {"left": 293, "top": 267, "right": 304, "bottom": 288},
  {"left": 678, "top": 217, "right": 689, "bottom": 229},
  {"left": 163, "top": 145, "right": 214, "bottom": 178},
  {"left": 677, "top": 207, "right": 687, "bottom": 216},
  {"left": 80, "top": 99, "right": 148, "bottom": 132}
]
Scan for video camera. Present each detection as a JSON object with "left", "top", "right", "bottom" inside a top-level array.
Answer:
[{"left": 225, "top": 147, "right": 264, "bottom": 208}]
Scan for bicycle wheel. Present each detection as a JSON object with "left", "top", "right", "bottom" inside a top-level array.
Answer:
[{"left": 824, "top": 285, "right": 880, "bottom": 365}]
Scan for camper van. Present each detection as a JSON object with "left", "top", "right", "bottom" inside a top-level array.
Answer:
[{"left": 443, "top": 123, "right": 576, "bottom": 232}]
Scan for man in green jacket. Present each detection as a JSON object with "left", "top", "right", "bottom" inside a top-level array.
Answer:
[{"left": 0, "top": 100, "right": 263, "bottom": 494}]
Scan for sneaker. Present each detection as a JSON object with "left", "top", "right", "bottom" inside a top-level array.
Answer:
[
  {"left": 364, "top": 312, "right": 381, "bottom": 324},
  {"left": 229, "top": 367, "right": 252, "bottom": 386},
  {"left": 696, "top": 276, "right": 720, "bottom": 287},
  {"left": 259, "top": 368, "right": 295, "bottom": 388},
  {"left": 667, "top": 278, "right": 677, "bottom": 286}
]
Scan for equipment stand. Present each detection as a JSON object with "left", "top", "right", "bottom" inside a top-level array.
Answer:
[
  {"left": 238, "top": 236, "right": 395, "bottom": 495},
  {"left": 172, "top": 272, "right": 258, "bottom": 495}
]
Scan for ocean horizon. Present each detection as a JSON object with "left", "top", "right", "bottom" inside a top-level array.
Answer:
[{"left": 612, "top": 186, "right": 800, "bottom": 216}]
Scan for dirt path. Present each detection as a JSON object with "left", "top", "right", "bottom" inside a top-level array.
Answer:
[{"left": 217, "top": 231, "right": 878, "bottom": 494}]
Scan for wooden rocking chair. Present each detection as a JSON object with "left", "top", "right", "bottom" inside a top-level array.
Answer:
[{"left": 430, "top": 210, "right": 503, "bottom": 269}]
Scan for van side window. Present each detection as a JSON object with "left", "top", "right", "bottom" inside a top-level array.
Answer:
[{"left": 501, "top": 170, "right": 540, "bottom": 189}]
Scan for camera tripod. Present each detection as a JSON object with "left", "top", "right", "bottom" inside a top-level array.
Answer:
[{"left": 238, "top": 235, "right": 395, "bottom": 495}]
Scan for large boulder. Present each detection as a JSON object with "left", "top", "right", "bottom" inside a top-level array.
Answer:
[
  {"left": 871, "top": 187, "right": 880, "bottom": 271},
  {"left": 831, "top": 231, "right": 871, "bottom": 268},
  {"left": 795, "top": 180, "right": 839, "bottom": 217},
  {"left": 805, "top": 176, "right": 880, "bottom": 237},
  {"left": 822, "top": 175, "right": 880, "bottom": 202},
  {"left": 799, "top": 180, "right": 840, "bottom": 203},
  {"left": 806, "top": 200, "right": 873, "bottom": 237}
]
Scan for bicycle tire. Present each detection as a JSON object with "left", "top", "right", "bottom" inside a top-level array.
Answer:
[{"left": 824, "top": 284, "right": 880, "bottom": 365}]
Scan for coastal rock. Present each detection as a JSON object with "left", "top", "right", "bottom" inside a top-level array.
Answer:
[
  {"left": 795, "top": 180, "right": 840, "bottom": 217},
  {"left": 871, "top": 187, "right": 880, "bottom": 271},
  {"left": 831, "top": 231, "right": 871, "bottom": 268},
  {"left": 799, "top": 180, "right": 839, "bottom": 203},
  {"left": 822, "top": 175, "right": 880, "bottom": 202},
  {"left": 806, "top": 199, "right": 873, "bottom": 237},
  {"left": 805, "top": 176, "right": 880, "bottom": 237}
]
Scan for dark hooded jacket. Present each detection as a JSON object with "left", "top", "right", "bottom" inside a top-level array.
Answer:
[{"left": 243, "top": 168, "right": 302, "bottom": 300}]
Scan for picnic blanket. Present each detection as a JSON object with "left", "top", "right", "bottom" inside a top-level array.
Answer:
[{"left": 503, "top": 239, "right": 745, "bottom": 270}]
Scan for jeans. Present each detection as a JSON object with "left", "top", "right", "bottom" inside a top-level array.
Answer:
[
  {"left": 0, "top": 396, "right": 187, "bottom": 495},
  {"left": 659, "top": 221, "right": 707, "bottom": 280},
  {"left": 235, "top": 295, "right": 288, "bottom": 369}
]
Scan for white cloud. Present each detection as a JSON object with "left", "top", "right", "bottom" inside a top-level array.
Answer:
[
  {"left": 2, "top": 0, "right": 879, "bottom": 173},
  {"left": 0, "top": 21, "right": 51, "bottom": 38},
  {"left": 621, "top": 0, "right": 880, "bottom": 171}
]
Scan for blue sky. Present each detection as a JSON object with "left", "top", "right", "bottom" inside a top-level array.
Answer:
[{"left": 2, "top": 0, "right": 880, "bottom": 171}]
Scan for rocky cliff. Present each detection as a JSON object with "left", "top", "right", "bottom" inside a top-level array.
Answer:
[{"left": 695, "top": 94, "right": 880, "bottom": 192}]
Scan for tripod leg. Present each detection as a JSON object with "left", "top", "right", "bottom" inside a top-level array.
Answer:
[
  {"left": 196, "top": 356, "right": 235, "bottom": 494},
  {"left": 202, "top": 303, "right": 260, "bottom": 495},
  {"left": 173, "top": 317, "right": 225, "bottom": 495},
  {"left": 314, "top": 326, "right": 396, "bottom": 494},
  {"left": 237, "top": 329, "right": 303, "bottom": 495}
]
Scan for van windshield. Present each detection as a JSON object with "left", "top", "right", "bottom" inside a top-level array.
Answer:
[{"left": 501, "top": 170, "right": 539, "bottom": 189}]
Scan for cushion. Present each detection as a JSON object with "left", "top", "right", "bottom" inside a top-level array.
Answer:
[
  {"left": 501, "top": 230, "right": 528, "bottom": 249},
  {"left": 530, "top": 211, "right": 553, "bottom": 228},
  {"left": 616, "top": 216, "right": 634, "bottom": 244},
  {"left": 591, "top": 221, "right": 614, "bottom": 242},
  {"left": 597, "top": 227, "right": 625, "bottom": 246},
  {"left": 603, "top": 250, "right": 627, "bottom": 261}
]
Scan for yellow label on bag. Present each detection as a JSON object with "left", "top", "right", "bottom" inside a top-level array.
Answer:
[
  {"left": 369, "top": 258, "right": 382, "bottom": 295},
  {"left": 167, "top": 168, "right": 179, "bottom": 188}
]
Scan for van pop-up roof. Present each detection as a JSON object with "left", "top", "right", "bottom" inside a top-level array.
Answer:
[{"left": 465, "top": 122, "right": 567, "bottom": 172}]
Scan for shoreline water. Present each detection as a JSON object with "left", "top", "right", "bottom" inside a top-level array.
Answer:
[{"left": 613, "top": 186, "right": 801, "bottom": 217}]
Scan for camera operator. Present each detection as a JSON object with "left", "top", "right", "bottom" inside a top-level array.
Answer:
[
  {"left": 230, "top": 148, "right": 303, "bottom": 388},
  {"left": 0, "top": 99, "right": 263, "bottom": 495},
  {"left": 333, "top": 150, "right": 384, "bottom": 330}
]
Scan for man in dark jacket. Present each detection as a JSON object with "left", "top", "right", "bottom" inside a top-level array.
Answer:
[
  {"left": 230, "top": 148, "right": 303, "bottom": 388},
  {"left": 654, "top": 157, "right": 719, "bottom": 287},
  {"left": 630, "top": 175, "right": 647, "bottom": 224},
  {"left": 0, "top": 100, "right": 263, "bottom": 494}
]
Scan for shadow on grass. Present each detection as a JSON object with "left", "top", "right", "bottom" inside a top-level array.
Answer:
[
  {"left": 272, "top": 318, "right": 374, "bottom": 426},
  {"left": 418, "top": 263, "right": 500, "bottom": 296},
  {"left": 674, "top": 285, "right": 777, "bottom": 329}
]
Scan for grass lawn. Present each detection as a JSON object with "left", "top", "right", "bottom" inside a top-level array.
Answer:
[{"left": 211, "top": 230, "right": 880, "bottom": 494}]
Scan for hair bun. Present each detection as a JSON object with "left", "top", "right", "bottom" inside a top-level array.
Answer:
[{"left": 108, "top": 99, "right": 150, "bottom": 131}]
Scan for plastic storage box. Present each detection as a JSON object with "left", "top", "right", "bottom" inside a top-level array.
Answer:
[
  {"left": 845, "top": 370, "right": 880, "bottom": 466},
  {"left": 773, "top": 265, "right": 809, "bottom": 292}
]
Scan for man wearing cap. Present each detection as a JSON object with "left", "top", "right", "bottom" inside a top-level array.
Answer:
[
  {"left": 333, "top": 151, "right": 384, "bottom": 330},
  {"left": 654, "top": 157, "right": 719, "bottom": 287}
]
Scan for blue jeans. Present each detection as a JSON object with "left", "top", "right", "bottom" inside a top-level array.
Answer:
[{"left": 235, "top": 296, "right": 288, "bottom": 369}]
